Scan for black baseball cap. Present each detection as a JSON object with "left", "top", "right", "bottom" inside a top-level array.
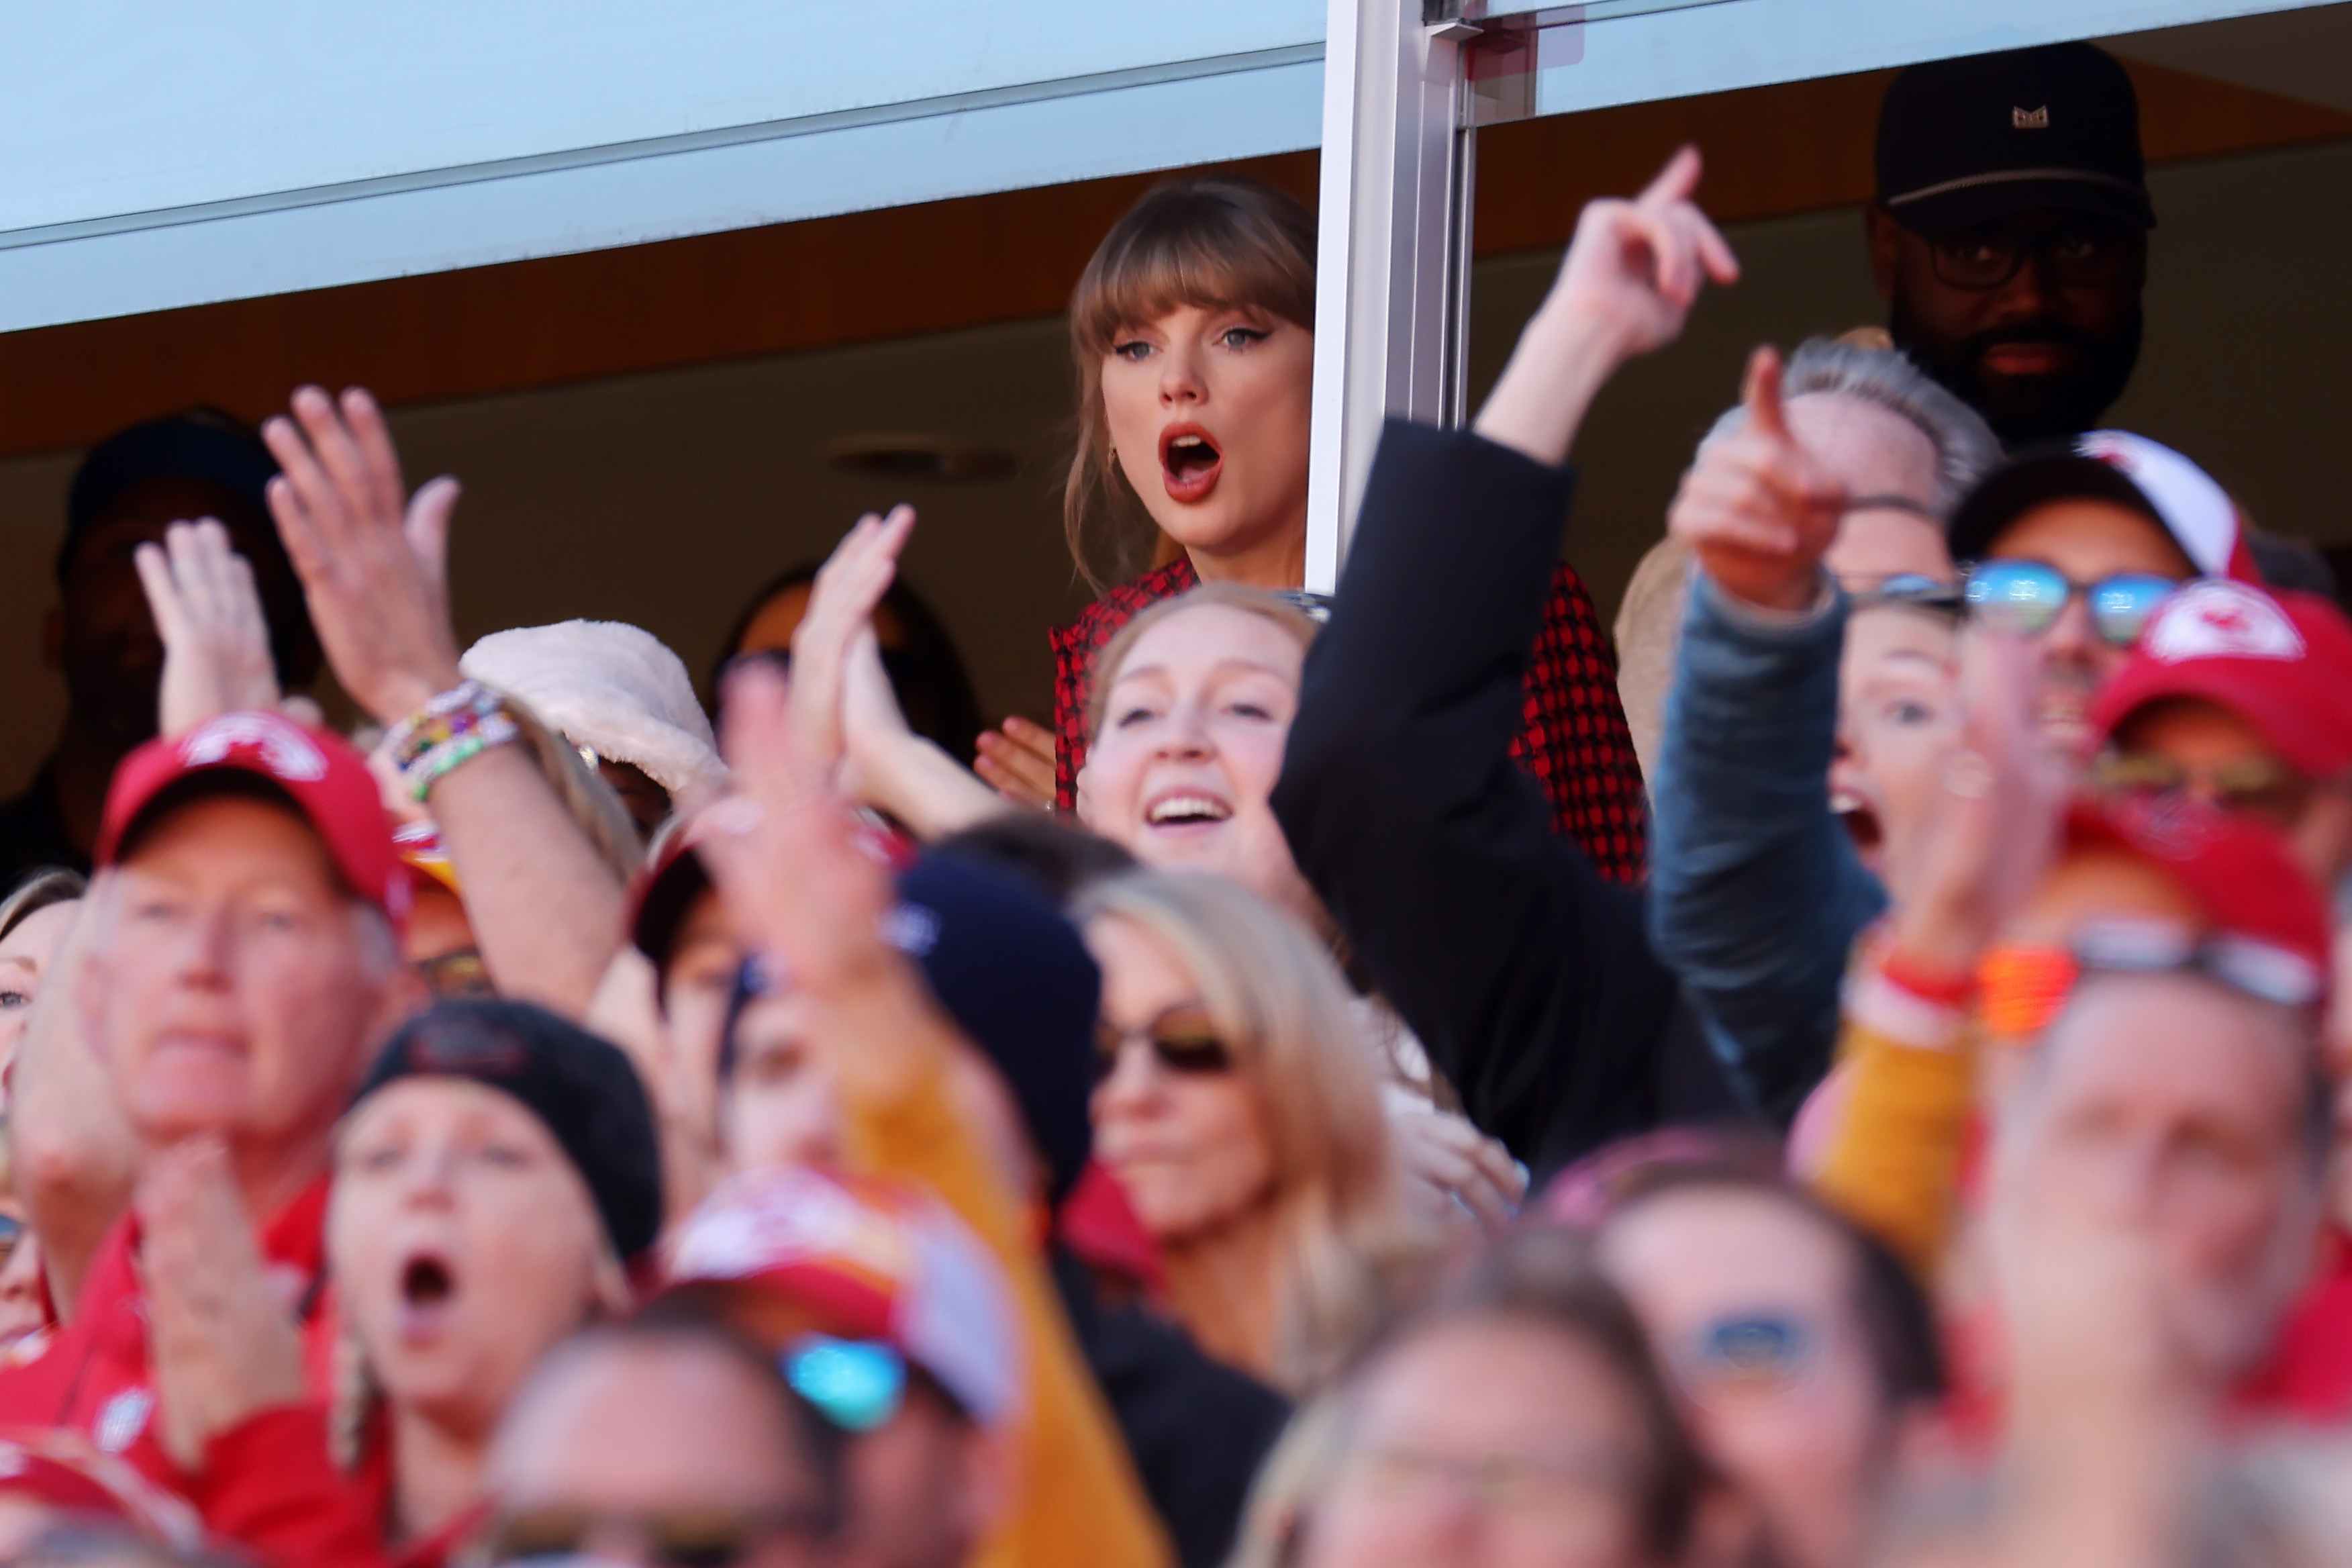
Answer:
[{"left": 1875, "top": 43, "right": 2153, "bottom": 236}]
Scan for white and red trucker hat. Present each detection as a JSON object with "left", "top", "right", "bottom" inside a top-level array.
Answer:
[
  {"left": 95, "top": 709, "right": 410, "bottom": 931},
  {"left": 1946, "top": 430, "right": 2260, "bottom": 583}
]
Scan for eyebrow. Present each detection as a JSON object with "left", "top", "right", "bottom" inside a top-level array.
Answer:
[{"left": 1110, "top": 658, "right": 1297, "bottom": 687}]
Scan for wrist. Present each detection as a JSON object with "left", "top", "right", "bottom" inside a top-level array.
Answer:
[{"left": 366, "top": 663, "right": 465, "bottom": 725}]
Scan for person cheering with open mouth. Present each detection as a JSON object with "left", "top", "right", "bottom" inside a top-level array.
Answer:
[{"left": 974, "top": 175, "right": 1649, "bottom": 884}]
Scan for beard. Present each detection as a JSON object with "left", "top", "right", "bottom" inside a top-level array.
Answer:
[{"left": 1891, "top": 298, "right": 2143, "bottom": 447}]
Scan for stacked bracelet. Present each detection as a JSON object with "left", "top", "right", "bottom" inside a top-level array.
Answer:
[{"left": 385, "top": 680, "right": 521, "bottom": 802}]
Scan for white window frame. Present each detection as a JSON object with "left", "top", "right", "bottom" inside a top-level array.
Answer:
[{"left": 1302, "top": 0, "right": 2342, "bottom": 591}]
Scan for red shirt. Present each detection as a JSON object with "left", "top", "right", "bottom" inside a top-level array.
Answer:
[
  {"left": 0, "top": 1177, "right": 398, "bottom": 1567},
  {"left": 1050, "top": 556, "right": 1649, "bottom": 882}
]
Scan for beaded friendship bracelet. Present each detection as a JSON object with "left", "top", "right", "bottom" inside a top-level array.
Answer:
[{"left": 386, "top": 679, "right": 521, "bottom": 801}]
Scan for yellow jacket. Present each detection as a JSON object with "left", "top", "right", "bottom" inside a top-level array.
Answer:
[{"left": 848, "top": 1048, "right": 1176, "bottom": 1568}]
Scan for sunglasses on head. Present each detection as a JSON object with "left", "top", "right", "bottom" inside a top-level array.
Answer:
[
  {"left": 2072, "top": 918, "right": 2324, "bottom": 1010},
  {"left": 1093, "top": 1007, "right": 1235, "bottom": 1085},
  {"left": 1963, "top": 559, "right": 2177, "bottom": 648},
  {"left": 485, "top": 1502, "right": 826, "bottom": 1568},
  {"left": 784, "top": 1334, "right": 906, "bottom": 1434}
]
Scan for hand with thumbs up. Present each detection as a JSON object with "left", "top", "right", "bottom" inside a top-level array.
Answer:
[{"left": 1667, "top": 346, "right": 1849, "bottom": 612}]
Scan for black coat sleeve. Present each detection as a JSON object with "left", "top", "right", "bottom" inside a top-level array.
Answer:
[{"left": 1271, "top": 420, "right": 1692, "bottom": 1180}]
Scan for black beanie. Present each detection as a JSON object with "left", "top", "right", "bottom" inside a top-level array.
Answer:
[
  {"left": 354, "top": 999, "right": 665, "bottom": 1262},
  {"left": 888, "top": 854, "right": 1100, "bottom": 1204}
]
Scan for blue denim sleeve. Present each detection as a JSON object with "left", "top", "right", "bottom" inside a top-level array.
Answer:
[{"left": 1643, "top": 573, "right": 1888, "bottom": 1124}]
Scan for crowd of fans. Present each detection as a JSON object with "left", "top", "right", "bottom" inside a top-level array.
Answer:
[{"left": 0, "top": 37, "right": 2345, "bottom": 1568}]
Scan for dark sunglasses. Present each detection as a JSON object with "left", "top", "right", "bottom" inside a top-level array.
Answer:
[
  {"left": 2092, "top": 750, "right": 2310, "bottom": 828},
  {"left": 1093, "top": 1007, "right": 1235, "bottom": 1085},
  {"left": 785, "top": 1334, "right": 906, "bottom": 1434},
  {"left": 484, "top": 1502, "right": 826, "bottom": 1568},
  {"left": 1963, "top": 559, "right": 2176, "bottom": 648},
  {"left": 2073, "top": 918, "right": 2324, "bottom": 1010},
  {"left": 1927, "top": 217, "right": 2139, "bottom": 291}
]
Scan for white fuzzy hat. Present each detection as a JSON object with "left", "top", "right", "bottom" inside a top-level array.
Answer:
[{"left": 460, "top": 620, "right": 724, "bottom": 798}]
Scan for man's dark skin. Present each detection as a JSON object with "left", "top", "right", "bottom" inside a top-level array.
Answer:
[
  {"left": 36, "top": 476, "right": 317, "bottom": 859},
  {"left": 1868, "top": 206, "right": 2147, "bottom": 445}
]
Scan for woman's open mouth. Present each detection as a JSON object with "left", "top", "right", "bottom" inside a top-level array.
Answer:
[
  {"left": 395, "top": 1249, "right": 460, "bottom": 1345},
  {"left": 1144, "top": 789, "right": 1233, "bottom": 836},
  {"left": 1159, "top": 423, "right": 1224, "bottom": 504}
]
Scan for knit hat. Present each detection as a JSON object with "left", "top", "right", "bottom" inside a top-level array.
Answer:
[
  {"left": 461, "top": 621, "right": 724, "bottom": 799},
  {"left": 888, "top": 854, "right": 1099, "bottom": 1204},
  {"left": 354, "top": 999, "right": 665, "bottom": 1263},
  {"left": 665, "top": 1165, "right": 1022, "bottom": 1430}
]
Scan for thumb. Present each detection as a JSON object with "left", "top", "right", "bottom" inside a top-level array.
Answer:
[{"left": 1741, "top": 345, "right": 1790, "bottom": 445}]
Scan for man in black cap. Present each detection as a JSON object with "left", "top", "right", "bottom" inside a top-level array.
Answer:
[
  {"left": 1869, "top": 42, "right": 2153, "bottom": 446},
  {"left": 0, "top": 410, "right": 320, "bottom": 881}
]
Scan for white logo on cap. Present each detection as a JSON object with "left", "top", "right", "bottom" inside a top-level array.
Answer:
[
  {"left": 179, "top": 712, "right": 328, "bottom": 781},
  {"left": 2143, "top": 581, "right": 2304, "bottom": 665},
  {"left": 2013, "top": 105, "right": 2049, "bottom": 129},
  {"left": 95, "top": 1388, "right": 153, "bottom": 1454}
]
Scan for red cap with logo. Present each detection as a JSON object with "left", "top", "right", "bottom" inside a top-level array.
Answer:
[
  {"left": 95, "top": 710, "right": 409, "bottom": 932},
  {"left": 2092, "top": 579, "right": 2352, "bottom": 782}
]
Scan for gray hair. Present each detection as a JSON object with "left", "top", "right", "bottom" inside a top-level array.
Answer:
[{"left": 1698, "top": 336, "right": 2000, "bottom": 517}]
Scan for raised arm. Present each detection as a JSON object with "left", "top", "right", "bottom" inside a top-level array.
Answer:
[
  {"left": 1645, "top": 348, "right": 1881, "bottom": 1121},
  {"left": 264, "top": 387, "right": 624, "bottom": 1016},
  {"left": 1274, "top": 150, "right": 1737, "bottom": 1176}
]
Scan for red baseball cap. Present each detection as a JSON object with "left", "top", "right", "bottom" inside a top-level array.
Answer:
[
  {"left": 2092, "top": 579, "right": 2352, "bottom": 783},
  {"left": 2062, "top": 792, "right": 2331, "bottom": 985},
  {"left": 96, "top": 710, "right": 409, "bottom": 931}
]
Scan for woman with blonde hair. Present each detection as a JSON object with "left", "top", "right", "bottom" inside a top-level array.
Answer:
[
  {"left": 1075, "top": 866, "right": 1418, "bottom": 1393},
  {"left": 973, "top": 173, "right": 1649, "bottom": 886}
]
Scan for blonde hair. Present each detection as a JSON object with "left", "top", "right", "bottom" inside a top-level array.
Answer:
[
  {"left": 1073, "top": 869, "right": 1413, "bottom": 1391},
  {"left": 1086, "top": 583, "right": 1320, "bottom": 740},
  {"left": 1065, "top": 176, "right": 1317, "bottom": 593}
]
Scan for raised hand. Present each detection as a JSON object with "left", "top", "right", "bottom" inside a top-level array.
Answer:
[
  {"left": 789, "top": 505, "right": 917, "bottom": 781},
  {"left": 974, "top": 719, "right": 1055, "bottom": 810},
  {"left": 261, "top": 386, "right": 463, "bottom": 724},
  {"left": 1476, "top": 146, "right": 1738, "bottom": 467},
  {"left": 134, "top": 520, "right": 282, "bottom": 737},
  {"left": 136, "top": 1137, "right": 308, "bottom": 1472},
  {"left": 1542, "top": 145, "right": 1741, "bottom": 361},
  {"left": 1885, "top": 628, "right": 2073, "bottom": 975},
  {"left": 703, "top": 661, "right": 895, "bottom": 1001},
  {"left": 1667, "top": 346, "right": 1848, "bottom": 611}
]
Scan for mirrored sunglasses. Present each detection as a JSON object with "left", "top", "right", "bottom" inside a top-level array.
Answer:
[
  {"left": 1963, "top": 559, "right": 2176, "bottom": 648},
  {"left": 784, "top": 1333, "right": 907, "bottom": 1434}
]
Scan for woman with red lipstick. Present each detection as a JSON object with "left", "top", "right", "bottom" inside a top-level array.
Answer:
[{"left": 985, "top": 175, "right": 1647, "bottom": 884}]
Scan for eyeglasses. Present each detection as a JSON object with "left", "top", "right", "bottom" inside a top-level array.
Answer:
[
  {"left": 1671, "top": 1312, "right": 1820, "bottom": 1402},
  {"left": 2092, "top": 750, "right": 2310, "bottom": 828},
  {"left": 2072, "top": 918, "right": 2324, "bottom": 1010},
  {"left": 484, "top": 1502, "right": 827, "bottom": 1567},
  {"left": 1963, "top": 560, "right": 2176, "bottom": 648},
  {"left": 1926, "top": 218, "right": 2139, "bottom": 291},
  {"left": 1849, "top": 571, "right": 1963, "bottom": 615},
  {"left": 1093, "top": 1007, "right": 1234, "bottom": 1085},
  {"left": 1340, "top": 1442, "right": 1630, "bottom": 1513},
  {"left": 784, "top": 1334, "right": 906, "bottom": 1434}
]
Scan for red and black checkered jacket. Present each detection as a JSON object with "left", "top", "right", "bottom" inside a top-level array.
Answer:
[{"left": 1048, "top": 555, "right": 1648, "bottom": 883}]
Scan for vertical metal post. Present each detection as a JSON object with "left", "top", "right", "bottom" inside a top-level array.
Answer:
[{"left": 1304, "top": 0, "right": 1479, "bottom": 593}]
